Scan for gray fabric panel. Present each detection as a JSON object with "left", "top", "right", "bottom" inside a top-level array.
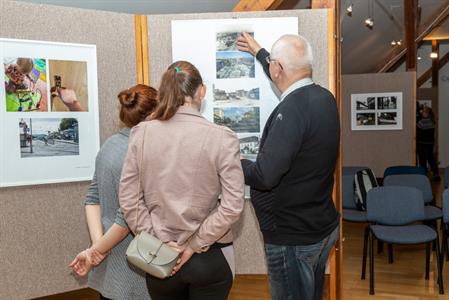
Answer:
[{"left": 0, "top": 1, "right": 136, "bottom": 299}]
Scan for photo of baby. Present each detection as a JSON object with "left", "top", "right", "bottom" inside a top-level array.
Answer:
[{"left": 3, "top": 57, "right": 48, "bottom": 112}]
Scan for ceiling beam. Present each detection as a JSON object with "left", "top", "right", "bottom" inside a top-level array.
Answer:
[
  {"left": 417, "top": 50, "right": 449, "bottom": 87},
  {"left": 311, "top": 0, "right": 335, "bottom": 8},
  {"left": 404, "top": 0, "right": 417, "bottom": 71},
  {"left": 378, "top": 0, "right": 449, "bottom": 72},
  {"left": 233, "top": 0, "right": 285, "bottom": 11}
]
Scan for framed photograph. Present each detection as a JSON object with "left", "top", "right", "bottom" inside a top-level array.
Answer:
[
  {"left": 351, "top": 92, "right": 403, "bottom": 130},
  {"left": 0, "top": 38, "right": 100, "bottom": 187}
]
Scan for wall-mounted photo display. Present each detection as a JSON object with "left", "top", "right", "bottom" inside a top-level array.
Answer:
[
  {"left": 0, "top": 38, "right": 100, "bottom": 187},
  {"left": 172, "top": 17, "right": 298, "bottom": 158},
  {"left": 351, "top": 92, "right": 403, "bottom": 130}
]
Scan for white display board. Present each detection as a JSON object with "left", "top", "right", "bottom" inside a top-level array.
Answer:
[
  {"left": 351, "top": 92, "right": 403, "bottom": 131},
  {"left": 172, "top": 17, "right": 298, "bottom": 159},
  {"left": 0, "top": 39, "right": 100, "bottom": 187}
]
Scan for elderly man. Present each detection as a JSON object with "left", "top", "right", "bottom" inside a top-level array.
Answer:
[{"left": 237, "top": 33, "right": 340, "bottom": 300}]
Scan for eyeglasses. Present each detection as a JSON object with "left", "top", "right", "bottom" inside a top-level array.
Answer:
[{"left": 265, "top": 55, "right": 283, "bottom": 70}]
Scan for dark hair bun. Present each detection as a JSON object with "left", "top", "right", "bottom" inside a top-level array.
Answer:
[{"left": 119, "top": 90, "right": 137, "bottom": 108}]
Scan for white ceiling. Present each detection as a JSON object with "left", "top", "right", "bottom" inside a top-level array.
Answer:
[{"left": 15, "top": 0, "right": 449, "bottom": 74}]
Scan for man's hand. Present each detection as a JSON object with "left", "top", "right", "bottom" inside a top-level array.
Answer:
[
  {"left": 237, "top": 32, "right": 262, "bottom": 56},
  {"left": 170, "top": 244, "right": 195, "bottom": 276}
]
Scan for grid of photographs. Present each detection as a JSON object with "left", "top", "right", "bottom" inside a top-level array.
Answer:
[
  {"left": 351, "top": 93, "right": 403, "bottom": 130},
  {"left": 213, "top": 31, "right": 261, "bottom": 157},
  {"left": 3, "top": 57, "right": 89, "bottom": 161}
]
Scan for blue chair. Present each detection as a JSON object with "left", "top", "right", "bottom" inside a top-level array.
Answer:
[
  {"left": 442, "top": 189, "right": 449, "bottom": 262},
  {"left": 383, "top": 165, "right": 427, "bottom": 178},
  {"left": 362, "top": 186, "right": 444, "bottom": 295},
  {"left": 383, "top": 174, "right": 442, "bottom": 221},
  {"left": 445, "top": 166, "right": 449, "bottom": 189}
]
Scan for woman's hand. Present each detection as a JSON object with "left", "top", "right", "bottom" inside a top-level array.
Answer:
[
  {"left": 69, "top": 248, "right": 108, "bottom": 276},
  {"left": 170, "top": 244, "right": 195, "bottom": 276}
]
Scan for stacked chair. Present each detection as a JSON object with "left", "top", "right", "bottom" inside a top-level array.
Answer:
[{"left": 362, "top": 186, "right": 444, "bottom": 295}]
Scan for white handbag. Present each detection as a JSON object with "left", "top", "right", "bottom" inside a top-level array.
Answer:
[{"left": 125, "top": 124, "right": 180, "bottom": 279}]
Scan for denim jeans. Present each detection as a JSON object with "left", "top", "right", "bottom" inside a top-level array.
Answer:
[{"left": 264, "top": 224, "right": 340, "bottom": 300}]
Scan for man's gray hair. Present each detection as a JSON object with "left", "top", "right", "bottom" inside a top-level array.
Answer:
[{"left": 271, "top": 34, "right": 313, "bottom": 73}]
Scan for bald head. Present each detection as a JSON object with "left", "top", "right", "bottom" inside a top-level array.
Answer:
[{"left": 271, "top": 34, "right": 313, "bottom": 76}]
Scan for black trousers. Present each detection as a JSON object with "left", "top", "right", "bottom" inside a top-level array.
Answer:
[
  {"left": 146, "top": 246, "right": 233, "bottom": 300},
  {"left": 417, "top": 143, "right": 439, "bottom": 174}
]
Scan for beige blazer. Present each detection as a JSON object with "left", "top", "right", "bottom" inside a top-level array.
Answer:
[{"left": 119, "top": 106, "right": 245, "bottom": 252}]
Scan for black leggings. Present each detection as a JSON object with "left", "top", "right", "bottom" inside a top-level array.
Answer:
[{"left": 146, "top": 246, "right": 233, "bottom": 300}]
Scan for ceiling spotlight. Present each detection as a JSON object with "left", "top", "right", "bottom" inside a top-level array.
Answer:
[
  {"left": 391, "top": 40, "right": 397, "bottom": 46},
  {"left": 430, "top": 52, "right": 438, "bottom": 59},
  {"left": 346, "top": 3, "right": 353, "bottom": 16},
  {"left": 418, "top": 55, "right": 422, "bottom": 60},
  {"left": 397, "top": 40, "right": 402, "bottom": 46},
  {"left": 365, "top": 18, "right": 374, "bottom": 29}
]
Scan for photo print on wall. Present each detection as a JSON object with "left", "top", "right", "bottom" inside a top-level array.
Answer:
[
  {"left": 213, "top": 107, "right": 260, "bottom": 133},
  {"left": 0, "top": 38, "right": 99, "bottom": 187},
  {"left": 351, "top": 92, "right": 403, "bottom": 130},
  {"left": 19, "top": 118, "right": 79, "bottom": 158},
  {"left": 3, "top": 57, "right": 48, "bottom": 112}
]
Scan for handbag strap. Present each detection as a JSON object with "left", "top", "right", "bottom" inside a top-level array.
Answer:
[{"left": 134, "top": 123, "right": 148, "bottom": 234}]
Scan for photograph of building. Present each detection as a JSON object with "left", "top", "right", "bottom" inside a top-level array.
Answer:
[
  {"left": 213, "top": 107, "right": 260, "bottom": 133},
  {"left": 213, "top": 84, "right": 259, "bottom": 106},
  {"left": 216, "top": 51, "right": 255, "bottom": 79},
  {"left": 355, "top": 96, "right": 375, "bottom": 110},
  {"left": 377, "top": 96, "right": 397, "bottom": 110},
  {"left": 239, "top": 134, "right": 260, "bottom": 156},
  {"left": 216, "top": 32, "right": 254, "bottom": 51}
]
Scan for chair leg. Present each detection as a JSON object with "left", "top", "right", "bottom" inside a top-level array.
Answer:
[
  {"left": 425, "top": 242, "right": 430, "bottom": 280},
  {"left": 377, "top": 240, "right": 383, "bottom": 254},
  {"left": 442, "top": 229, "right": 448, "bottom": 265},
  {"left": 388, "top": 244, "right": 394, "bottom": 264},
  {"left": 369, "top": 230, "right": 375, "bottom": 295},
  {"left": 435, "top": 237, "right": 444, "bottom": 294},
  {"left": 445, "top": 226, "right": 449, "bottom": 262},
  {"left": 361, "top": 226, "right": 368, "bottom": 280}
]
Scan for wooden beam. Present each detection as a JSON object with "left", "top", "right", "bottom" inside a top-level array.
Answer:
[
  {"left": 378, "top": 0, "right": 449, "bottom": 72},
  {"left": 311, "top": 0, "right": 336, "bottom": 8},
  {"left": 134, "top": 15, "right": 143, "bottom": 84},
  {"left": 233, "top": 0, "right": 284, "bottom": 11},
  {"left": 141, "top": 16, "right": 149, "bottom": 85},
  {"left": 404, "top": 0, "right": 417, "bottom": 71},
  {"left": 431, "top": 40, "right": 439, "bottom": 87},
  {"left": 417, "top": 51, "right": 449, "bottom": 87}
]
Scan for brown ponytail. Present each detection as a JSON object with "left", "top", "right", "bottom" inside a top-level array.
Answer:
[
  {"left": 118, "top": 84, "right": 158, "bottom": 128},
  {"left": 152, "top": 61, "right": 203, "bottom": 121}
]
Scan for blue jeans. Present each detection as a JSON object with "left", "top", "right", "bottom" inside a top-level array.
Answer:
[{"left": 264, "top": 225, "right": 340, "bottom": 300}]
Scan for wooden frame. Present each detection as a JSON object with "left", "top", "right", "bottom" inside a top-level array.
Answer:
[{"left": 135, "top": 15, "right": 149, "bottom": 85}]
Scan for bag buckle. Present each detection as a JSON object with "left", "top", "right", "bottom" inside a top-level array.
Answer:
[{"left": 149, "top": 251, "right": 157, "bottom": 257}]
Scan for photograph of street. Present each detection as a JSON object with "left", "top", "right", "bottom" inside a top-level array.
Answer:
[
  {"left": 216, "top": 51, "right": 255, "bottom": 79},
  {"left": 239, "top": 134, "right": 260, "bottom": 159},
  {"left": 19, "top": 118, "right": 79, "bottom": 158},
  {"left": 213, "top": 83, "right": 259, "bottom": 106},
  {"left": 377, "top": 96, "right": 397, "bottom": 110},
  {"left": 216, "top": 32, "right": 254, "bottom": 51},
  {"left": 355, "top": 96, "right": 375, "bottom": 110},
  {"left": 356, "top": 113, "right": 376, "bottom": 126},
  {"left": 377, "top": 112, "right": 398, "bottom": 125},
  {"left": 213, "top": 107, "right": 260, "bottom": 133}
]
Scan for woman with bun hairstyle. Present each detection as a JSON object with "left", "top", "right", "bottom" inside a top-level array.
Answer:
[
  {"left": 69, "top": 84, "right": 157, "bottom": 300},
  {"left": 119, "top": 61, "right": 245, "bottom": 300}
]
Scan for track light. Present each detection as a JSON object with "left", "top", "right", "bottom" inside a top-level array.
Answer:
[
  {"left": 430, "top": 52, "right": 438, "bottom": 59},
  {"left": 365, "top": 18, "right": 374, "bottom": 29},
  {"left": 346, "top": 3, "right": 353, "bottom": 16}
]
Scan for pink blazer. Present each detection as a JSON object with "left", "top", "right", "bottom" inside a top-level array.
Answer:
[{"left": 119, "top": 106, "right": 245, "bottom": 252}]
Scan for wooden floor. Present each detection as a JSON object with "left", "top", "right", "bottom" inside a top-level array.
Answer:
[{"left": 35, "top": 174, "right": 449, "bottom": 300}]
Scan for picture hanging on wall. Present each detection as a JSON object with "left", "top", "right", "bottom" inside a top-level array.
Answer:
[
  {"left": 171, "top": 17, "right": 298, "bottom": 159},
  {"left": 351, "top": 92, "right": 403, "bottom": 131},
  {"left": 0, "top": 38, "right": 100, "bottom": 187}
]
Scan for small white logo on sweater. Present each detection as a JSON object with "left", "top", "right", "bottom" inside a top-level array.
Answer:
[{"left": 276, "top": 113, "right": 283, "bottom": 121}]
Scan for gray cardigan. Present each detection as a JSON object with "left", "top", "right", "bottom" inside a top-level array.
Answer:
[{"left": 85, "top": 128, "right": 150, "bottom": 300}]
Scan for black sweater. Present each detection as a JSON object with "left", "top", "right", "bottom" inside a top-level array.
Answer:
[{"left": 241, "top": 48, "right": 340, "bottom": 245}]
